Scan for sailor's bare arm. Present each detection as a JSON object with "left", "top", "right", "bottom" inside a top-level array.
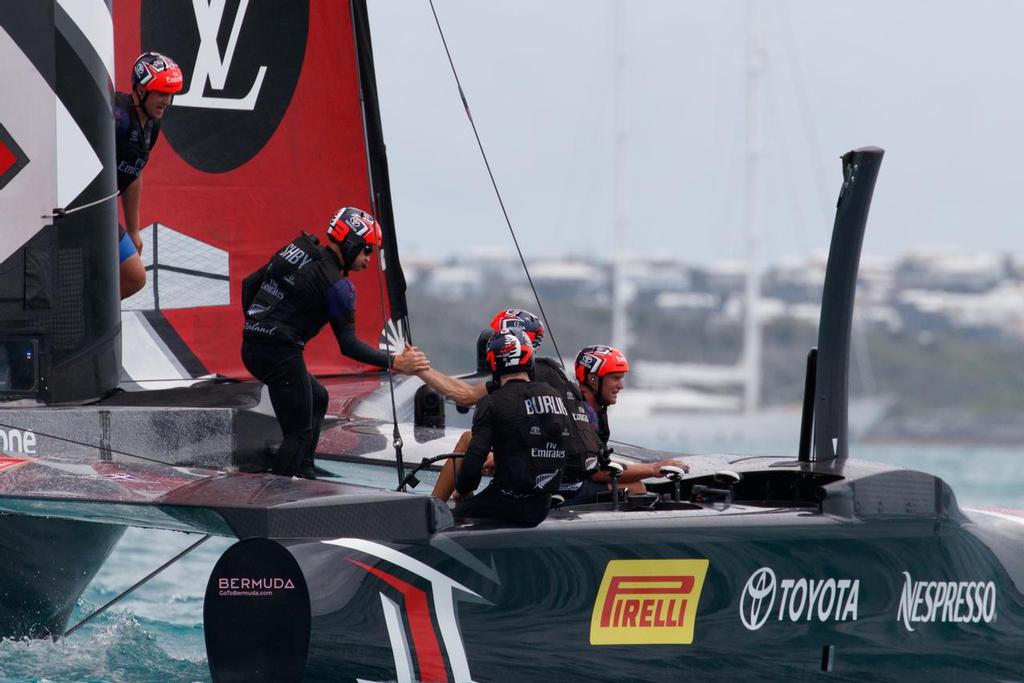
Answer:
[
  {"left": 592, "top": 458, "right": 689, "bottom": 483},
  {"left": 417, "top": 368, "right": 488, "bottom": 407}
]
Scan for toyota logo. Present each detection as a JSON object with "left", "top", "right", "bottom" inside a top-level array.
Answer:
[{"left": 740, "top": 567, "right": 776, "bottom": 631}]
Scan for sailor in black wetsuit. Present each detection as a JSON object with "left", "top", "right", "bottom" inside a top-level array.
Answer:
[
  {"left": 417, "top": 309, "right": 603, "bottom": 502},
  {"left": 454, "top": 328, "right": 571, "bottom": 526},
  {"left": 563, "top": 345, "right": 688, "bottom": 504},
  {"left": 114, "top": 52, "right": 183, "bottom": 299},
  {"left": 240, "top": 207, "right": 428, "bottom": 478}
]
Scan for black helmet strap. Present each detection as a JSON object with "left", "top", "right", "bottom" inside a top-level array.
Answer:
[
  {"left": 583, "top": 373, "right": 609, "bottom": 407},
  {"left": 134, "top": 85, "right": 149, "bottom": 110},
  {"left": 330, "top": 231, "right": 367, "bottom": 270}
]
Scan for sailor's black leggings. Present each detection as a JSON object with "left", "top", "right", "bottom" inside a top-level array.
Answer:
[
  {"left": 454, "top": 485, "right": 552, "bottom": 527},
  {"left": 241, "top": 341, "right": 328, "bottom": 476}
]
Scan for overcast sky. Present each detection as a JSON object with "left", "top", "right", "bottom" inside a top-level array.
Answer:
[{"left": 367, "top": 1, "right": 1024, "bottom": 266}]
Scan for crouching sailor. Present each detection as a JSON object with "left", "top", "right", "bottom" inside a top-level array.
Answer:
[
  {"left": 240, "top": 207, "right": 428, "bottom": 478},
  {"left": 454, "top": 328, "right": 571, "bottom": 526}
]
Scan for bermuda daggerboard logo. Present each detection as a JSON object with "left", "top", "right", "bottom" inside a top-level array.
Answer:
[{"left": 590, "top": 559, "right": 709, "bottom": 645}]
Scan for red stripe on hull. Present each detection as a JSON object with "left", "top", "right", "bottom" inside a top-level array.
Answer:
[{"left": 351, "top": 559, "right": 449, "bottom": 683}]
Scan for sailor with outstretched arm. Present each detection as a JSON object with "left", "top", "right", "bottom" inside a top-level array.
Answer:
[{"left": 240, "top": 207, "right": 428, "bottom": 478}]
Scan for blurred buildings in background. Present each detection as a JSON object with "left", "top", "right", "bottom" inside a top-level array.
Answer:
[
  {"left": 404, "top": 247, "right": 1024, "bottom": 446},
  {"left": 405, "top": 248, "right": 1024, "bottom": 342}
]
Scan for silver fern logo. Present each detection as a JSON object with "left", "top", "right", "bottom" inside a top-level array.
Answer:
[{"left": 378, "top": 318, "right": 407, "bottom": 354}]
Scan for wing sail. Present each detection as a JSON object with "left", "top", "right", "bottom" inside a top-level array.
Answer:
[{"left": 113, "top": 0, "right": 409, "bottom": 380}]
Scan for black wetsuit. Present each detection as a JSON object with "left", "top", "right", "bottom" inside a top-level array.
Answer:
[
  {"left": 113, "top": 92, "right": 161, "bottom": 260},
  {"left": 488, "top": 358, "right": 605, "bottom": 503},
  {"left": 582, "top": 400, "right": 611, "bottom": 445},
  {"left": 114, "top": 92, "right": 160, "bottom": 193},
  {"left": 558, "top": 399, "right": 613, "bottom": 505},
  {"left": 455, "top": 378, "right": 571, "bottom": 526},
  {"left": 240, "top": 232, "right": 389, "bottom": 476}
]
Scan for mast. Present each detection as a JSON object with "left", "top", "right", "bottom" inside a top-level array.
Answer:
[
  {"left": 351, "top": 0, "right": 411, "bottom": 338},
  {"left": 610, "top": 0, "right": 629, "bottom": 355},
  {"left": 741, "top": 0, "right": 763, "bottom": 413}
]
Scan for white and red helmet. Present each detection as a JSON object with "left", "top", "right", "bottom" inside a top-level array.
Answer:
[
  {"left": 327, "top": 207, "right": 383, "bottom": 266},
  {"left": 132, "top": 52, "right": 184, "bottom": 94},
  {"left": 574, "top": 345, "right": 629, "bottom": 384},
  {"left": 486, "top": 328, "right": 535, "bottom": 377},
  {"left": 488, "top": 308, "right": 545, "bottom": 348}
]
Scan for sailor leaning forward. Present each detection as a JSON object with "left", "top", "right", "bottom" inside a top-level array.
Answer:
[
  {"left": 239, "top": 207, "right": 428, "bottom": 478},
  {"left": 114, "top": 52, "right": 183, "bottom": 299}
]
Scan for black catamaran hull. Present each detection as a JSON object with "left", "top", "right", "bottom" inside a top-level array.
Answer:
[
  {"left": 0, "top": 515, "right": 125, "bottom": 637},
  {"left": 1, "top": 2, "right": 1021, "bottom": 681},
  {"left": 204, "top": 493, "right": 1024, "bottom": 682},
  {"left": 199, "top": 148, "right": 1023, "bottom": 683}
]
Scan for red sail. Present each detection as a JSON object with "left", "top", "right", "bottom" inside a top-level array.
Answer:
[{"left": 113, "top": 1, "right": 403, "bottom": 379}]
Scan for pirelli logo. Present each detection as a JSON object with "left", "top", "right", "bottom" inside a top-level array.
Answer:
[{"left": 590, "top": 559, "right": 709, "bottom": 645}]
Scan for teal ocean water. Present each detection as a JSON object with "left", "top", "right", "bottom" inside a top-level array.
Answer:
[{"left": 0, "top": 440, "right": 1020, "bottom": 682}]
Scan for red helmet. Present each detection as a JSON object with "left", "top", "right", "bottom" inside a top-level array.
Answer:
[
  {"left": 489, "top": 309, "right": 544, "bottom": 348},
  {"left": 132, "top": 52, "right": 184, "bottom": 94},
  {"left": 327, "top": 207, "right": 383, "bottom": 267},
  {"left": 574, "top": 345, "right": 629, "bottom": 384},
  {"left": 486, "top": 329, "right": 535, "bottom": 377}
]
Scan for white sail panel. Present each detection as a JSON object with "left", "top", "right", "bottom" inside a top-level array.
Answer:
[{"left": 0, "top": 27, "right": 57, "bottom": 264}]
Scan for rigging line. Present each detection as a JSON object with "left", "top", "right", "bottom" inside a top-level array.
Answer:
[
  {"left": 141, "top": 263, "right": 230, "bottom": 280},
  {"left": 0, "top": 419, "right": 186, "bottom": 468},
  {"left": 762, "top": 54, "right": 810, "bottom": 251},
  {"left": 426, "top": 0, "right": 566, "bottom": 369},
  {"left": 352, "top": 3, "right": 406, "bottom": 490},
  {"left": 773, "top": 3, "right": 877, "bottom": 397},
  {"left": 607, "top": 437, "right": 648, "bottom": 450},
  {"left": 63, "top": 534, "right": 211, "bottom": 638},
  {"left": 371, "top": 200, "right": 407, "bottom": 492},
  {"left": 45, "top": 190, "right": 119, "bottom": 219},
  {"left": 774, "top": 1, "right": 830, "bottom": 221}
]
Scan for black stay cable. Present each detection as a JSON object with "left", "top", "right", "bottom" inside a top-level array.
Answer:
[
  {"left": 427, "top": 0, "right": 566, "bottom": 369},
  {"left": 0, "top": 419, "right": 181, "bottom": 468},
  {"left": 369, "top": 200, "right": 408, "bottom": 492},
  {"left": 355, "top": 0, "right": 406, "bottom": 490},
  {"left": 45, "top": 190, "right": 119, "bottom": 219},
  {"left": 64, "top": 534, "right": 211, "bottom": 637}
]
